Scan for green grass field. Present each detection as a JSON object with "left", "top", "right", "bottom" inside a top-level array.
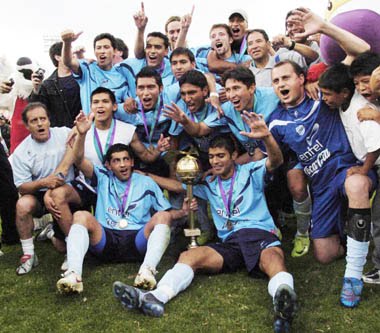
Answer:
[{"left": 1, "top": 222, "right": 380, "bottom": 333}]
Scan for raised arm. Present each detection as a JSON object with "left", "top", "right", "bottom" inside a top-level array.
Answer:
[
  {"left": 240, "top": 111, "right": 283, "bottom": 172},
  {"left": 163, "top": 102, "right": 212, "bottom": 137},
  {"left": 272, "top": 34, "right": 319, "bottom": 64},
  {"left": 61, "top": 30, "right": 82, "bottom": 73},
  {"left": 175, "top": 5, "right": 194, "bottom": 49},
  {"left": 72, "top": 112, "right": 95, "bottom": 178},
  {"left": 133, "top": 2, "right": 148, "bottom": 59},
  {"left": 291, "top": 7, "right": 370, "bottom": 65}
]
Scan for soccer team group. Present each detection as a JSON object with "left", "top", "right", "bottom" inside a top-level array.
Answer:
[{"left": 2, "top": 4, "right": 380, "bottom": 333}]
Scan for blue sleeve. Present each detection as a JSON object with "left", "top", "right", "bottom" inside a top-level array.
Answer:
[
  {"left": 182, "top": 183, "right": 208, "bottom": 201},
  {"left": 149, "top": 179, "right": 172, "bottom": 211}
]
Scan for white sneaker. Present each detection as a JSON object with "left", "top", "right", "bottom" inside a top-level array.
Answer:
[
  {"left": 134, "top": 266, "right": 157, "bottom": 290},
  {"left": 57, "top": 271, "right": 83, "bottom": 294},
  {"left": 36, "top": 223, "right": 54, "bottom": 241},
  {"left": 16, "top": 254, "right": 39, "bottom": 275},
  {"left": 0, "top": 249, "right": 4, "bottom": 257},
  {"left": 61, "top": 255, "right": 68, "bottom": 271},
  {"left": 33, "top": 214, "right": 53, "bottom": 231}
]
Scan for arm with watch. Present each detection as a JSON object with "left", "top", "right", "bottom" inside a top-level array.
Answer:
[{"left": 272, "top": 34, "right": 318, "bottom": 64}]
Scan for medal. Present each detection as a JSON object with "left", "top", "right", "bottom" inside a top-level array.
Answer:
[
  {"left": 111, "top": 176, "right": 132, "bottom": 229},
  {"left": 119, "top": 218, "right": 128, "bottom": 229}
]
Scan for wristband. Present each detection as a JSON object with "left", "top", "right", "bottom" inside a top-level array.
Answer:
[
  {"left": 288, "top": 40, "right": 296, "bottom": 51},
  {"left": 210, "top": 92, "right": 219, "bottom": 98}
]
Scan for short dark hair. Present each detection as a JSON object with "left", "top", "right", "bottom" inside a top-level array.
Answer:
[
  {"left": 319, "top": 63, "right": 355, "bottom": 94},
  {"left": 136, "top": 66, "right": 163, "bottom": 87},
  {"left": 115, "top": 38, "right": 129, "bottom": 59},
  {"left": 22, "top": 102, "right": 50, "bottom": 124},
  {"left": 146, "top": 32, "right": 169, "bottom": 49},
  {"left": 273, "top": 60, "right": 306, "bottom": 77},
  {"left": 91, "top": 87, "right": 116, "bottom": 104},
  {"left": 350, "top": 51, "right": 380, "bottom": 78},
  {"left": 170, "top": 47, "right": 195, "bottom": 63},
  {"left": 179, "top": 70, "right": 208, "bottom": 89},
  {"left": 49, "top": 42, "right": 63, "bottom": 67},
  {"left": 165, "top": 16, "right": 181, "bottom": 33},
  {"left": 209, "top": 134, "right": 236, "bottom": 156},
  {"left": 93, "top": 33, "right": 117, "bottom": 49},
  {"left": 246, "top": 29, "right": 269, "bottom": 42},
  {"left": 105, "top": 143, "right": 134, "bottom": 164},
  {"left": 222, "top": 66, "right": 256, "bottom": 88},
  {"left": 209, "top": 24, "right": 233, "bottom": 40}
]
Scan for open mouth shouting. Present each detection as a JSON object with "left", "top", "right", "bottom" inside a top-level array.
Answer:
[{"left": 147, "top": 54, "right": 158, "bottom": 66}]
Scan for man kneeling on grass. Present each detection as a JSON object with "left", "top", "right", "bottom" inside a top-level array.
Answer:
[
  {"left": 57, "top": 112, "right": 194, "bottom": 294},
  {"left": 113, "top": 116, "right": 298, "bottom": 333}
]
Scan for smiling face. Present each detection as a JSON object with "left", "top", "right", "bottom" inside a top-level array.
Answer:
[
  {"left": 94, "top": 38, "right": 115, "bottom": 70},
  {"left": 145, "top": 36, "right": 168, "bottom": 68},
  {"left": 25, "top": 107, "right": 51, "bottom": 142},
  {"left": 106, "top": 150, "right": 134, "bottom": 181},
  {"left": 247, "top": 31, "right": 271, "bottom": 62},
  {"left": 210, "top": 26, "right": 233, "bottom": 59},
  {"left": 91, "top": 92, "right": 117, "bottom": 127},
  {"left": 225, "top": 78, "right": 255, "bottom": 112},
  {"left": 166, "top": 20, "right": 181, "bottom": 49},
  {"left": 286, "top": 14, "right": 306, "bottom": 43},
  {"left": 272, "top": 63, "right": 305, "bottom": 108},
  {"left": 228, "top": 15, "right": 247, "bottom": 42},
  {"left": 208, "top": 146, "right": 237, "bottom": 179},
  {"left": 136, "top": 77, "right": 162, "bottom": 110},
  {"left": 170, "top": 54, "right": 195, "bottom": 80},
  {"left": 180, "top": 83, "right": 208, "bottom": 113}
]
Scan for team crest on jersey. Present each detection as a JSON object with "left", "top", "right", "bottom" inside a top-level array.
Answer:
[{"left": 296, "top": 125, "right": 305, "bottom": 136}]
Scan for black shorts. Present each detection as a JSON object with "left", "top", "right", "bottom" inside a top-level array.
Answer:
[
  {"left": 90, "top": 227, "right": 146, "bottom": 263},
  {"left": 32, "top": 191, "right": 49, "bottom": 218},
  {"left": 71, "top": 180, "right": 97, "bottom": 209},
  {"left": 207, "top": 228, "right": 281, "bottom": 277}
]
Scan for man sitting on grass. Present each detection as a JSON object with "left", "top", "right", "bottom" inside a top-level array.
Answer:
[
  {"left": 113, "top": 124, "right": 298, "bottom": 332},
  {"left": 56, "top": 112, "right": 194, "bottom": 294}
]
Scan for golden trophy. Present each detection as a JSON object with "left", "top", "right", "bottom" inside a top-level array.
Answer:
[{"left": 176, "top": 152, "right": 202, "bottom": 248}]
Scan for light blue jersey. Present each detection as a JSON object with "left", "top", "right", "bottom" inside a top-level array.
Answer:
[
  {"left": 204, "top": 87, "right": 279, "bottom": 154},
  {"left": 74, "top": 60, "right": 134, "bottom": 115},
  {"left": 93, "top": 167, "right": 171, "bottom": 230},
  {"left": 186, "top": 159, "right": 277, "bottom": 242},
  {"left": 115, "top": 94, "right": 175, "bottom": 149},
  {"left": 120, "top": 57, "right": 174, "bottom": 88},
  {"left": 169, "top": 99, "right": 230, "bottom": 152}
]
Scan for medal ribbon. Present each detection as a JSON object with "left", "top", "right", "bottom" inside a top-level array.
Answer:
[
  {"left": 93, "top": 119, "right": 116, "bottom": 162},
  {"left": 237, "top": 35, "right": 247, "bottom": 63},
  {"left": 112, "top": 175, "right": 132, "bottom": 218},
  {"left": 217, "top": 168, "right": 237, "bottom": 218},
  {"left": 139, "top": 95, "right": 163, "bottom": 146}
]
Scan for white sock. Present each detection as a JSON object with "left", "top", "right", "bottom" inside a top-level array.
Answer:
[
  {"left": 345, "top": 236, "right": 369, "bottom": 280},
  {"left": 268, "top": 271, "right": 294, "bottom": 300},
  {"left": 67, "top": 224, "right": 89, "bottom": 276},
  {"left": 293, "top": 196, "right": 311, "bottom": 236},
  {"left": 21, "top": 238, "right": 34, "bottom": 256},
  {"left": 151, "top": 263, "right": 194, "bottom": 304},
  {"left": 140, "top": 224, "right": 170, "bottom": 271}
]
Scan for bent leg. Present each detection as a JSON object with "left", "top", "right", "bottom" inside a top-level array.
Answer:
[{"left": 313, "top": 235, "right": 345, "bottom": 264}]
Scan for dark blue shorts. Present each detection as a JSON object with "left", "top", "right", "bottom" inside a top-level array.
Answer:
[
  {"left": 310, "top": 168, "right": 377, "bottom": 239},
  {"left": 89, "top": 227, "right": 147, "bottom": 263},
  {"left": 71, "top": 180, "right": 97, "bottom": 208},
  {"left": 207, "top": 228, "right": 281, "bottom": 277}
]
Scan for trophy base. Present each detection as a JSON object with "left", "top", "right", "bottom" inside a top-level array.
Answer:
[{"left": 184, "top": 228, "right": 201, "bottom": 237}]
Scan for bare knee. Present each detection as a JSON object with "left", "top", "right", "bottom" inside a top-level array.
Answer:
[
  {"left": 345, "top": 174, "right": 371, "bottom": 200},
  {"left": 313, "top": 238, "right": 343, "bottom": 264},
  {"left": 72, "top": 210, "right": 92, "bottom": 228},
  {"left": 16, "top": 196, "right": 37, "bottom": 217},
  {"left": 287, "top": 170, "right": 308, "bottom": 202},
  {"left": 50, "top": 186, "right": 69, "bottom": 204},
  {"left": 151, "top": 211, "right": 172, "bottom": 226}
]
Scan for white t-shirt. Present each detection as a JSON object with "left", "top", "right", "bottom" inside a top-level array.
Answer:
[
  {"left": 339, "top": 91, "right": 380, "bottom": 166},
  {"left": 77, "top": 119, "right": 136, "bottom": 192},
  {"left": 10, "top": 127, "right": 74, "bottom": 190},
  {"left": 84, "top": 119, "right": 136, "bottom": 166}
]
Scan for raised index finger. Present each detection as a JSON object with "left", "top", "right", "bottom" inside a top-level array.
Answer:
[
  {"left": 141, "top": 2, "right": 145, "bottom": 14},
  {"left": 190, "top": 5, "right": 195, "bottom": 16}
]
